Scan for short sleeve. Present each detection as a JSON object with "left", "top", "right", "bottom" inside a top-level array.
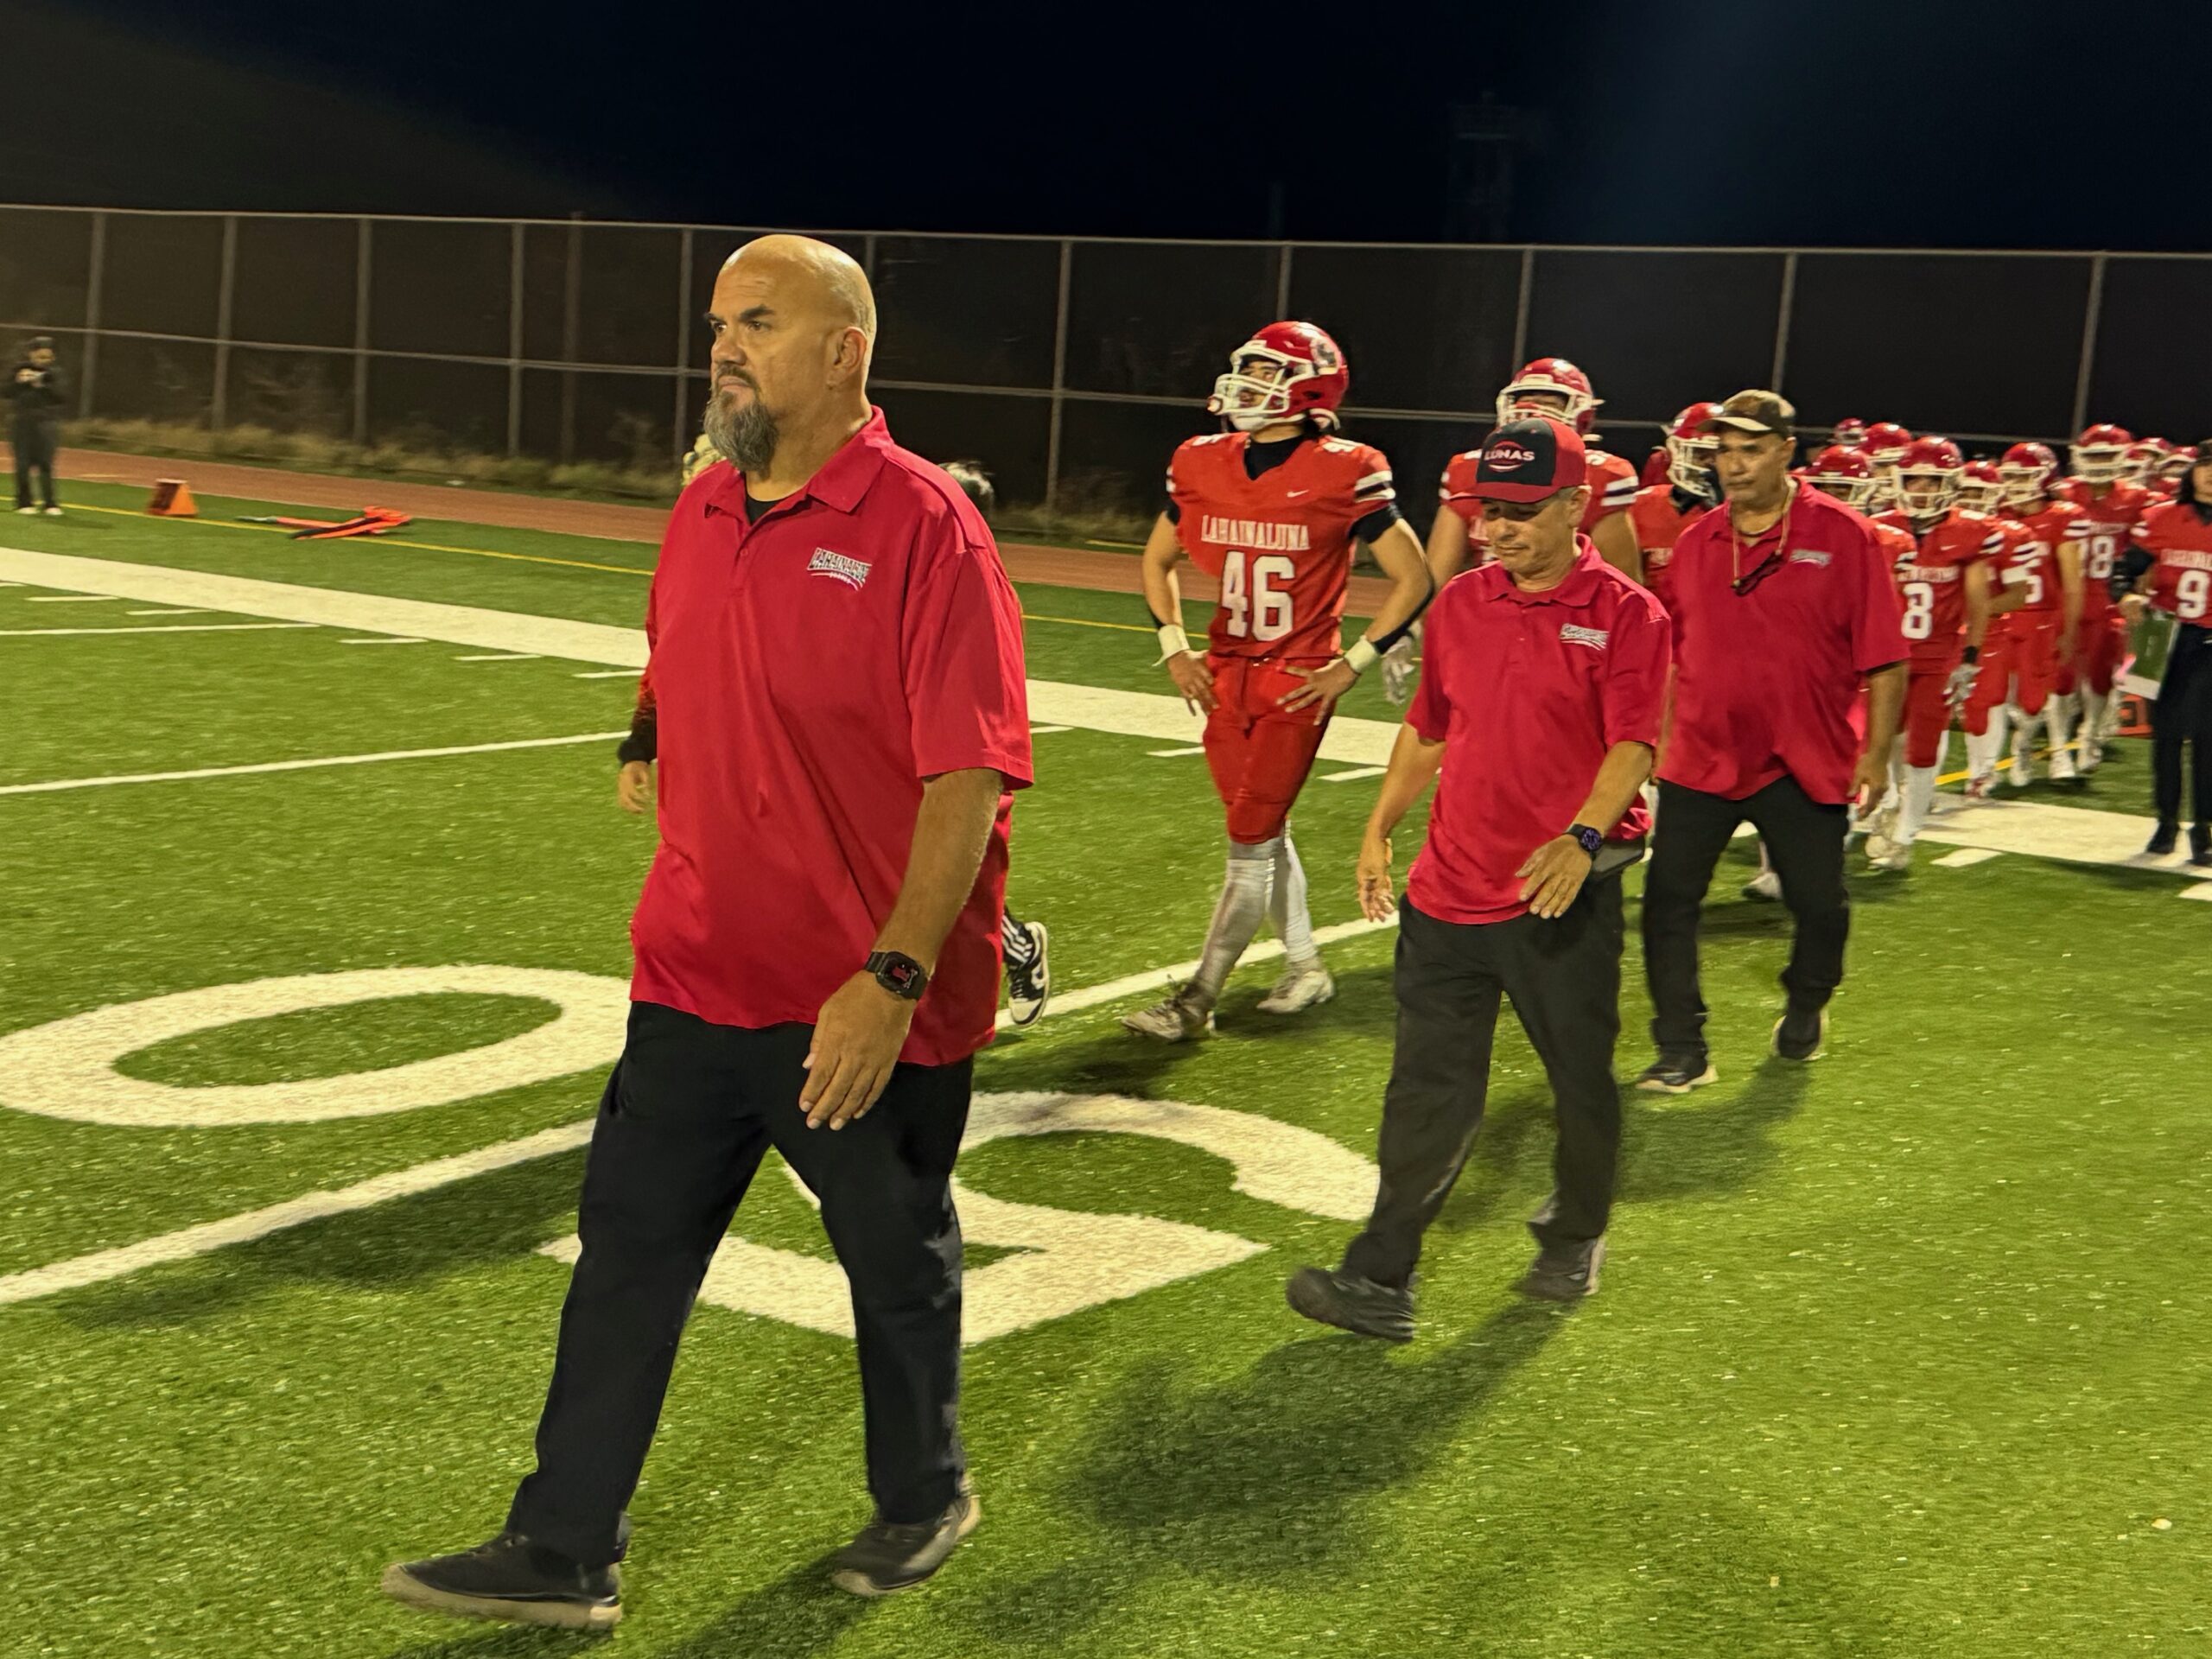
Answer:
[
  {"left": 1440, "top": 452, "right": 1483, "bottom": 524},
  {"left": 1599, "top": 591, "right": 1670, "bottom": 747},
  {"left": 1351, "top": 443, "right": 1395, "bottom": 512},
  {"left": 1848, "top": 519, "right": 1909, "bottom": 673},
  {"left": 901, "top": 529, "right": 1034, "bottom": 788},
  {"left": 1405, "top": 593, "right": 1453, "bottom": 741}
]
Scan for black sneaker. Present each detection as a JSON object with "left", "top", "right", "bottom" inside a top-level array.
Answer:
[
  {"left": 1284, "top": 1266, "right": 1416, "bottom": 1343},
  {"left": 830, "top": 1484, "right": 980, "bottom": 1597},
  {"left": 2191, "top": 825, "right": 2212, "bottom": 868},
  {"left": 1633, "top": 1053, "right": 1718, "bottom": 1094},
  {"left": 1004, "top": 920, "right": 1051, "bottom": 1027},
  {"left": 2146, "top": 819, "right": 2180, "bottom": 856},
  {"left": 380, "top": 1533, "right": 621, "bottom": 1630},
  {"left": 1518, "top": 1236, "right": 1605, "bottom": 1302},
  {"left": 1771, "top": 1005, "right": 1827, "bottom": 1062}
]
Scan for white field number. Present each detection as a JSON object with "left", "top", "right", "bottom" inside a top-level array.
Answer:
[
  {"left": 0, "top": 969, "right": 1377, "bottom": 1344},
  {"left": 1220, "top": 550, "right": 1297, "bottom": 642}
]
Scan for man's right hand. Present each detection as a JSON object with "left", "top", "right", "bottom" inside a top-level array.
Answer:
[
  {"left": 617, "top": 760, "right": 656, "bottom": 814},
  {"left": 1166, "top": 652, "right": 1217, "bottom": 715},
  {"left": 1357, "top": 830, "right": 1397, "bottom": 920},
  {"left": 1849, "top": 750, "right": 1886, "bottom": 810}
]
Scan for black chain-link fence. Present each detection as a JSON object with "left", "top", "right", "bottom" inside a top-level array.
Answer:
[{"left": 3, "top": 205, "right": 2203, "bottom": 519}]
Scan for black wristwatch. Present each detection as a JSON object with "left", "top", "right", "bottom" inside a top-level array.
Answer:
[
  {"left": 1567, "top": 823, "right": 1604, "bottom": 858},
  {"left": 865, "top": 950, "right": 930, "bottom": 1001}
]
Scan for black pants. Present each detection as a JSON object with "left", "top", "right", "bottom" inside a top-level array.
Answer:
[
  {"left": 506, "top": 1001, "right": 971, "bottom": 1567},
  {"left": 11, "top": 419, "right": 57, "bottom": 509},
  {"left": 2153, "top": 622, "right": 2212, "bottom": 826},
  {"left": 1341, "top": 887, "right": 1625, "bottom": 1289},
  {"left": 1642, "top": 775, "right": 1850, "bottom": 1060}
]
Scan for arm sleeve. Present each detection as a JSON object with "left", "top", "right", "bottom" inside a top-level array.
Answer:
[
  {"left": 1351, "top": 501, "right": 1404, "bottom": 545},
  {"left": 1405, "top": 599, "right": 1451, "bottom": 741},
  {"left": 1850, "top": 523, "right": 1910, "bottom": 673},
  {"left": 1600, "top": 595, "right": 1671, "bottom": 747},
  {"left": 616, "top": 664, "right": 657, "bottom": 763},
  {"left": 903, "top": 532, "right": 1034, "bottom": 788}
]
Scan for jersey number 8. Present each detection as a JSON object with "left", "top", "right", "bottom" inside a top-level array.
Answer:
[
  {"left": 1900, "top": 581, "right": 1936, "bottom": 641},
  {"left": 1222, "top": 550, "right": 1296, "bottom": 642}
]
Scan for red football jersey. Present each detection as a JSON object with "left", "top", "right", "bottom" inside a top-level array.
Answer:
[
  {"left": 1874, "top": 508, "right": 2001, "bottom": 664},
  {"left": 2133, "top": 499, "right": 2212, "bottom": 623},
  {"left": 2003, "top": 498, "right": 2088, "bottom": 616},
  {"left": 1169, "top": 431, "right": 1395, "bottom": 661},
  {"left": 1581, "top": 447, "right": 1640, "bottom": 532},
  {"left": 1628, "top": 483, "right": 1705, "bottom": 611},
  {"left": 2056, "top": 480, "right": 2152, "bottom": 608}
]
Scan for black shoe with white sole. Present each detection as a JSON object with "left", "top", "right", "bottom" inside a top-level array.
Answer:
[
  {"left": 1004, "top": 920, "right": 1051, "bottom": 1027},
  {"left": 1285, "top": 1266, "right": 1416, "bottom": 1342},
  {"left": 1771, "top": 1005, "right": 1827, "bottom": 1062},
  {"left": 380, "top": 1533, "right": 621, "bottom": 1630},
  {"left": 1633, "top": 1052, "right": 1717, "bottom": 1094},
  {"left": 2147, "top": 819, "right": 2180, "bottom": 856},
  {"left": 2191, "top": 825, "right": 2212, "bottom": 868},
  {"left": 830, "top": 1485, "right": 980, "bottom": 1597},
  {"left": 1518, "top": 1236, "right": 1605, "bottom": 1302}
]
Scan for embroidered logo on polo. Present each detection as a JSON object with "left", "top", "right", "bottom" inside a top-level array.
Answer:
[
  {"left": 1560, "top": 623, "right": 1610, "bottom": 651},
  {"left": 1789, "top": 547, "right": 1832, "bottom": 567},
  {"left": 807, "top": 549, "right": 872, "bottom": 590}
]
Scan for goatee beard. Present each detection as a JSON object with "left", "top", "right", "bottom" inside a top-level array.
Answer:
[{"left": 705, "top": 391, "right": 779, "bottom": 473}]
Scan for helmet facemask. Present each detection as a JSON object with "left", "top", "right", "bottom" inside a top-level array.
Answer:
[{"left": 1207, "top": 347, "right": 1308, "bottom": 432}]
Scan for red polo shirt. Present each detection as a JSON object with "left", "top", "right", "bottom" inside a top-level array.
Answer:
[
  {"left": 630, "top": 409, "right": 1033, "bottom": 1066},
  {"left": 1660, "top": 485, "right": 1906, "bottom": 805},
  {"left": 1406, "top": 540, "right": 1669, "bottom": 925}
]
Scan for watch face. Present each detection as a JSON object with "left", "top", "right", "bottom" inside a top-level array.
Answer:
[{"left": 886, "top": 960, "right": 921, "bottom": 993}]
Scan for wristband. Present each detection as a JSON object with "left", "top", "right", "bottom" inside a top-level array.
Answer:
[
  {"left": 1155, "top": 623, "right": 1194, "bottom": 663},
  {"left": 1343, "top": 637, "right": 1382, "bottom": 676},
  {"left": 1961, "top": 645, "right": 1980, "bottom": 665}
]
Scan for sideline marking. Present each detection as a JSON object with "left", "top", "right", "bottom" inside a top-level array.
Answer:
[
  {"left": 24, "top": 594, "right": 118, "bottom": 603},
  {"left": 1933, "top": 848, "right": 2002, "bottom": 869},
  {"left": 454, "top": 652, "right": 541, "bottom": 662},
  {"left": 126, "top": 607, "right": 212, "bottom": 616},
  {"left": 572, "top": 669, "right": 637, "bottom": 679},
  {"left": 339, "top": 636, "right": 425, "bottom": 645},
  {"left": 1321, "top": 766, "right": 1388, "bottom": 784},
  {"left": 0, "top": 623, "right": 315, "bottom": 639},
  {"left": 0, "top": 731, "right": 626, "bottom": 796},
  {"left": 1148, "top": 746, "right": 1206, "bottom": 758}
]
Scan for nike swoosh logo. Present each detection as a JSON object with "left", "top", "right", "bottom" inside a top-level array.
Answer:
[{"left": 1287, "top": 489, "right": 1310, "bottom": 499}]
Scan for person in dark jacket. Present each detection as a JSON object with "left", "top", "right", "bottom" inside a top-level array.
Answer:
[{"left": 10, "top": 336, "right": 67, "bottom": 515}]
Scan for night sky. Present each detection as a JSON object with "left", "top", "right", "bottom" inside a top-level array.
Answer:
[{"left": 10, "top": 0, "right": 2212, "bottom": 248}]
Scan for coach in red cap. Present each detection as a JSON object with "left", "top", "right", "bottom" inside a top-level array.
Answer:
[
  {"left": 385, "top": 235, "right": 1032, "bottom": 1627},
  {"left": 1286, "top": 415, "right": 1669, "bottom": 1334},
  {"left": 1636, "top": 391, "right": 1906, "bottom": 1091}
]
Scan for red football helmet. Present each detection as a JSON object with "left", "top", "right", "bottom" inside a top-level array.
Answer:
[
  {"left": 1956, "top": 458, "right": 2006, "bottom": 514},
  {"left": 1894, "top": 435, "right": 1965, "bottom": 519},
  {"left": 1831, "top": 417, "right": 1869, "bottom": 449},
  {"left": 1497, "top": 357, "right": 1600, "bottom": 433},
  {"left": 2164, "top": 442, "right": 2200, "bottom": 481},
  {"left": 2070, "top": 422, "right": 2135, "bottom": 484},
  {"left": 1663, "top": 401, "right": 1723, "bottom": 498},
  {"left": 1806, "top": 444, "right": 1878, "bottom": 511},
  {"left": 1998, "top": 441, "right": 2058, "bottom": 507},
  {"left": 1205, "top": 321, "right": 1350, "bottom": 431},
  {"left": 1863, "top": 422, "right": 1915, "bottom": 467},
  {"left": 2126, "top": 435, "right": 2170, "bottom": 482}
]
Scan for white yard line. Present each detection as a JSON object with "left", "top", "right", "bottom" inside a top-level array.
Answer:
[
  {"left": 2183, "top": 884, "right": 2212, "bottom": 904},
  {"left": 1028, "top": 724, "right": 1071, "bottom": 735},
  {"left": 0, "top": 732, "right": 627, "bottom": 796},
  {"left": 1933, "top": 848, "right": 2003, "bottom": 869},
  {"left": 572, "top": 670, "right": 638, "bottom": 679},
  {"left": 125, "top": 607, "right": 213, "bottom": 617},
  {"left": 454, "top": 653, "right": 542, "bottom": 663},
  {"left": 1148, "top": 746, "right": 1207, "bottom": 758},
  {"left": 1321, "top": 766, "right": 1388, "bottom": 783},
  {"left": 23, "top": 594, "right": 118, "bottom": 603},
  {"left": 0, "top": 623, "right": 317, "bottom": 639},
  {"left": 338, "top": 637, "right": 425, "bottom": 645}
]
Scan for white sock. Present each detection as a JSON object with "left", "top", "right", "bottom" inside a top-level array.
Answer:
[
  {"left": 1899, "top": 765, "right": 1938, "bottom": 846},
  {"left": 2046, "top": 693, "right": 2075, "bottom": 758},
  {"left": 1268, "top": 831, "right": 1318, "bottom": 969},
  {"left": 1965, "top": 725, "right": 2001, "bottom": 781},
  {"left": 2081, "top": 690, "right": 2107, "bottom": 748},
  {"left": 1192, "top": 839, "right": 1275, "bottom": 1005}
]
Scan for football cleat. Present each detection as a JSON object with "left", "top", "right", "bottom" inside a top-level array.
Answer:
[
  {"left": 1003, "top": 920, "right": 1051, "bottom": 1027},
  {"left": 1740, "top": 868, "right": 1783, "bottom": 903},
  {"left": 1256, "top": 959, "right": 1335, "bottom": 1015},
  {"left": 1634, "top": 1053, "right": 1718, "bottom": 1094},
  {"left": 1121, "top": 987, "right": 1214, "bottom": 1043},
  {"left": 2047, "top": 744, "right": 2078, "bottom": 782},
  {"left": 1963, "top": 771, "right": 1995, "bottom": 803},
  {"left": 1866, "top": 837, "right": 1913, "bottom": 872}
]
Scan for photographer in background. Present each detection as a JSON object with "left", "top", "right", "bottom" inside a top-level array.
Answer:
[{"left": 9, "top": 336, "right": 67, "bottom": 516}]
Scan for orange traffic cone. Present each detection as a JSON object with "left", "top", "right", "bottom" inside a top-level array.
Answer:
[{"left": 145, "top": 479, "right": 197, "bottom": 517}]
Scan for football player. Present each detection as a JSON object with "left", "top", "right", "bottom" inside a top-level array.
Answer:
[
  {"left": 1866, "top": 437, "right": 1999, "bottom": 869},
  {"left": 2120, "top": 442, "right": 2212, "bottom": 861},
  {"left": 1954, "top": 461, "right": 2036, "bottom": 797},
  {"left": 1861, "top": 422, "right": 1916, "bottom": 513},
  {"left": 1830, "top": 416, "right": 1870, "bottom": 451},
  {"left": 1627, "top": 401, "right": 1722, "bottom": 616},
  {"left": 1126, "top": 322, "right": 1433, "bottom": 1040},
  {"left": 2053, "top": 423, "right": 2153, "bottom": 770},
  {"left": 1991, "top": 442, "right": 2088, "bottom": 785},
  {"left": 1429, "top": 358, "right": 1641, "bottom": 583},
  {"left": 940, "top": 459, "right": 1053, "bottom": 1027}
]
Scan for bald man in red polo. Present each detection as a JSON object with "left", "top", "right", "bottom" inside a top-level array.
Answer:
[{"left": 385, "top": 237, "right": 1030, "bottom": 1627}]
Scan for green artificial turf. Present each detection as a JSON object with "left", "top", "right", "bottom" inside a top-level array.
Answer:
[{"left": 0, "top": 476, "right": 2205, "bottom": 1658}]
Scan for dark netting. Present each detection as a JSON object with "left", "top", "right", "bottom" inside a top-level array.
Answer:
[
  {"left": 872, "top": 237, "right": 1059, "bottom": 389},
  {"left": 577, "top": 227, "right": 684, "bottom": 367},
  {"left": 2084, "top": 259, "right": 2212, "bottom": 440},
  {"left": 1053, "top": 396, "right": 1215, "bottom": 518},
  {"left": 231, "top": 217, "right": 359, "bottom": 349},
  {"left": 367, "top": 219, "right": 513, "bottom": 359},
  {"left": 1063, "top": 243, "right": 1281, "bottom": 398},
  {"left": 0, "top": 208, "right": 93, "bottom": 328},
  {"left": 681, "top": 230, "right": 869, "bottom": 372},
  {"left": 1342, "top": 414, "right": 1493, "bottom": 540},
  {"left": 99, "top": 214, "right": 224, "bottom": 339},
  {"left": 86, "top": 335, "right": 215, "bottom": 424},
  {"left": 1525, "top": 251, "right": 1786, "bottom": 431},
  {"left": 518, "top": 368, "right": 683, "bottom": 470},
  {"left": 365, "top": 356, "right": 510, "bottom": 453},
  {"left": 1785, "top": 253, "right": 2089, "bottom": 440},
  {"left": 225, "top": 346, "right": 353, "bottom": 437},
  {"left": 1287, "top": 246, "right": 1520, "bottom": 412},
  {"left": 872, "top": 389, "right": 1052, "bottom": 505}
]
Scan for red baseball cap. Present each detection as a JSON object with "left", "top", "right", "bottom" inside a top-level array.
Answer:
[{"left": 1459, "top": 416, "right": 1587, "bottom": 503}]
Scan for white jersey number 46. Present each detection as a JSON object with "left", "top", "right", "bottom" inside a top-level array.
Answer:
[{"left": 1221, "top": 550, "right": 1296, "bottom": 643}]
